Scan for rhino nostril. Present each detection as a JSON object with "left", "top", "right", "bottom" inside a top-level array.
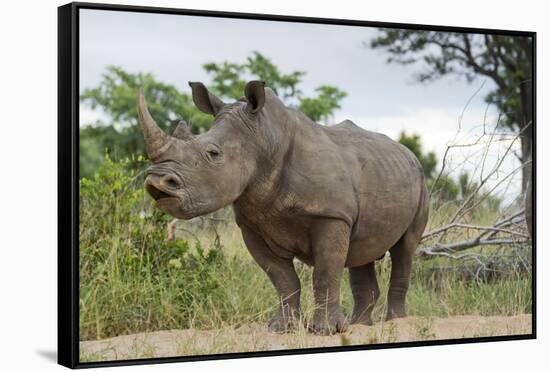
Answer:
[{"left": 162, "top": 174, "right": 182, "bottom": 189}]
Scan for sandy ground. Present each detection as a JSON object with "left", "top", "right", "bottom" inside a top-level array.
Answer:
[{"left": 80, "top": 314, "right": 531, "bottom": 362}]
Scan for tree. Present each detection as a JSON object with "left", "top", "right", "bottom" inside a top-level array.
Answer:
[
  {"left": 203, "top": 51, "right": 347, "bottom": 121},
  {"left": 80, "top": 66, "right": 212, "bottom": 177},
  {"left": 299, "top": 86, "right": 348, "bottom": 122},
  {"left": 370, "top": 31, "right": 533, "bottom": 191},
  {"left": 398, "top": 131, "right": 437, "bottom": 179},
  {"left": 204, "top": 52, "right": 305, "bottom": 103},
  {"left": 82, "top": 66, "right": 213, "bottom": 134},
  {"left": 80, "top": 53, "right": 347, "bottom": 178},
  {"left": 398, "top": 131, "right": 501, "bottom": 211},
  {"left": 398, "top": 131, "right": 458, "bottom": 205}
]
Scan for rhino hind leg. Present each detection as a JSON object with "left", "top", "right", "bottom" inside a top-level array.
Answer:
[
  {"left": 386, "top": 187, "right": 429, "bottom": 320},
  {"left": 349, "top": 262, "right": 380, "bottom": 325},
  {"left": 386, "top": 234, "right": 414, "bottom": 320}
]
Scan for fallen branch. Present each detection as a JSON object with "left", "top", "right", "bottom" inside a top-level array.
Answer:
[
  {"left": 418, "top": 237, "right": 529, "bottom": 257},
  {"left": 419, "top": 201, "right": 528, "bottom": 259},
  {"left": 493, "top": 209, "right": 525, "bottom": 228},
  {"left": 427, "top": 245, "right": 531, "bottom": 284},
  {"left": 422, "top": 222, "right": 529, "bottom": 240},
  {"left": 483, "top": 209, "right": 525, "bottom": 240}
]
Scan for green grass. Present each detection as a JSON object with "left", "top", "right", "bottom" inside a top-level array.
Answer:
[{"left": 79, "top": 157, "right": 532, "bottom": 341}]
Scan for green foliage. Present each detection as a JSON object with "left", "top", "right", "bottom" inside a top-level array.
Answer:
[
  {"left": 428, "top": 175, "right": 459, "bottom": 203},
  {"left": 398, "top": 131, "right": 458, "bottom": 204},
  {"left": 204, "top": 51, "right": 306, "bottom": 101},
  {"left": 79, "top": 126, "right": 115, "bottom": 179},
  {"left": 299, "top": 86, "right": 348, "bottom": 122},
  {"left": 203, "top": 51, "right": 347, "bottom": 119},
  {"left": 202, "top": 61, "right": 246, "bottom": 100},
  {"left": 370, "top": 31, "right": 533, "bottom": 173},
  {"left": 80, "top": 66, "right": 213, "bottom": 177},
  {"left": 80, "top": 53, "right": 347, "bottom": 178},
  {"left": 408, "top": 270, "right": 531, "bottom": 318},
  {"left": 79, "top": 155, "right": 229, "bottom": 339},
  {"left": 398, "top": 131, "right": 437, "bottom": 179},
  {"left": 81, "top": 66, "right": 212, "bottom": 133},
  {"left": 398, "top": 131, "right": 501, "bottom": 210}
]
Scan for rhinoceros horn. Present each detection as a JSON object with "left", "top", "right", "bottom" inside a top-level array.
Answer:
[{"left": 137, "top": 90, "right": 172, "bottom": 159}]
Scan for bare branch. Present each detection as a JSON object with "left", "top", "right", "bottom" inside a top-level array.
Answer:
[
  {"left": 493, "top": 209, "right": 525, "bottom": 228},
  {"left": 447, "top": 123, "right": 530, "bottom": 225},
  {"left": 418, "top": 238, "right": 528, "bottom": 257},
  {"left": 422, "top": 222, "right": 529, "bottom": 241},
  {"left": 462, "top": 34, "right": 507, "bottom": 88}
]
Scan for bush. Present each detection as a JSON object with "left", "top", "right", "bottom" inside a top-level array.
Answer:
[{"left": 79, "top": 155, "right": 229, "bottom": 340}]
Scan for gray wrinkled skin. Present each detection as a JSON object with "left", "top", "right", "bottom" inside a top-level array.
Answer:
[{"left": 137, "top": 81, "right": 429, "bottom": 335}]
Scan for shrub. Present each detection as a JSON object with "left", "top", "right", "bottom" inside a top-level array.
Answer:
[{"left": 79, "top": 155, "right": 227, "bottom": 340}]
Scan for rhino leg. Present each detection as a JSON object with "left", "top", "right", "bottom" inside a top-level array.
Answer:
[
  {"left": 239, "top": 224, "right": 301, "bottom": 333},
  {"left": 386, "top": 183, "right": 429, "bottom": 320},
  {"left": 386, "top": 234, "right": 414, "bottom": 320},
  {"left": 349, "top": 262, "right": 380, "bottom": 325},
  {"left": 310, "top": 220, "right": 350, "bottom": 335}
]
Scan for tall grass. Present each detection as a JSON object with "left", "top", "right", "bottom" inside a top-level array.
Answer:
[{"left": 79, "top": 157, "right": 531, "bottom": 341}]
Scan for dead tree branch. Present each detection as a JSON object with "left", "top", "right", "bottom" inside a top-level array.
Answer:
[
  {"left": 418, "top": 208, "right": 529, "bottom": 258},
  {"left": 418, "top": 238, "right": 529, "bottom": 258},
  {"left": 422, "top": 222, "right": 529, "bottom": 240}
]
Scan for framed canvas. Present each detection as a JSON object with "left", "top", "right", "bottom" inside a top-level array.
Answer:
[{"left": 58, "top": 2, "right": 536, "bottom": 368}]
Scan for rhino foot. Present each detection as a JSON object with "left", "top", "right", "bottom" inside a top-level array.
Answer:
[
  {"left": 268, "top": 308, "right": 301, "bottom": 333},
  {"left": 310, "top": 308, "right": 349, "bottom": 335},
  {"left": 386, "top": 309, "right": 406, "bottom": 321},
  {"left": 351, "top": 312, "right": 373, "bottom": 326}
]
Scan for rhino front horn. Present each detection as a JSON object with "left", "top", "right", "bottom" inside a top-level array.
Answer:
[{"left": 137, "top": 90, "right": 171, "bottom": 159}]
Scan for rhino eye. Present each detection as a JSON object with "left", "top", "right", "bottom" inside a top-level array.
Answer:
[{"left": 206, "top": 148, "right": 220, "bottom": 160}]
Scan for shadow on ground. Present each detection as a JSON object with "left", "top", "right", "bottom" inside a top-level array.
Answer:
[{"left": 36, "top": 350, "right": 57, "bottom": 363}]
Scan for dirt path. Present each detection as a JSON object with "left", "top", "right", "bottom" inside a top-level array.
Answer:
[{"left": 80, "top": 314, "right": 531, "bottom": 362}]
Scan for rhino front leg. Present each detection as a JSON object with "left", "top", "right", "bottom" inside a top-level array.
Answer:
[
  {"left": 239, "top": 225, "right": 301, "bottom": 333},
  {"left": 310, "top": 219, "right": 350, "bottom": 335}
]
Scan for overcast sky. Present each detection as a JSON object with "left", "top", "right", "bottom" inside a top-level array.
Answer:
[{"left": 79, "top": 9, "right": 523, "bottom": 203}]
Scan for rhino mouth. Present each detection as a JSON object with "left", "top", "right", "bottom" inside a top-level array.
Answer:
[
  {"left": 146, "top": 183, "right": 177, "bottom": 202},
  {"left": 145, "top": 183, "right": 189, "bottom": 219}
]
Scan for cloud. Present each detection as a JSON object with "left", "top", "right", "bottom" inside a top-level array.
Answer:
[
  {"left": 78, "top": 9, "right": 522, "bottom": 202},
  {"left": 80, "top": 107, "right": 106, "bottom": 126}
]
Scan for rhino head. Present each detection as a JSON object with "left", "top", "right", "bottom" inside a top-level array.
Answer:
[{"left": 138, "top": 80, "right": 272, "bottom": 219}]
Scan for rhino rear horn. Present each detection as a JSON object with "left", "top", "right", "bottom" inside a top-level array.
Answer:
[
  {"left": 137, "top": 90, "right": 172, "bottom": 159},
  {"left": 172, "top": 120, "right": 193, "bottom": 140}
]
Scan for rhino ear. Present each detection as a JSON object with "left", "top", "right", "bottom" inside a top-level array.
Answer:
[
  {"left": 244, "top": 80, "right": 266, "bottom": 114},
  {"left": 189, "top": 82, "right": 225, "bottom": 116},
  {"left": 172, "top": 120, "right": 193, "bottom": 140}
]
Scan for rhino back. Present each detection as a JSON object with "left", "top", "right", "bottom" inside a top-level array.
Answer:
[
  {"left": 322, "top": 120, "right": 425, "bottom": 264},
  {"left": 234, "top": 117, "right": 426, "bottom": 266}
]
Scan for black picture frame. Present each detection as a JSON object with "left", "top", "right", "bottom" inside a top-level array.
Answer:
[{"left": 58, "top": 2, "right": 536, "bottom": 368}]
